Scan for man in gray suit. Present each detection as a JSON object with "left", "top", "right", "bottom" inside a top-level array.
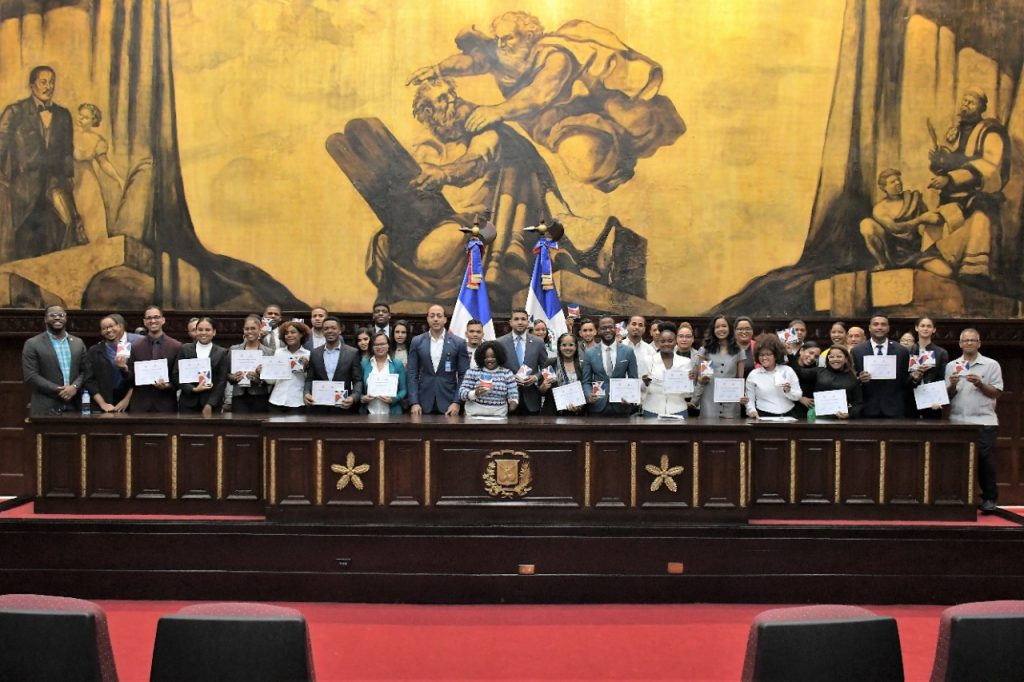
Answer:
[
  {"left": 582, "top": 316, "right": 638, "bottom": 416},
  {"left": 497, "top": 308, "right": 547, "bottom": 414},
  {"left": 22, "top": 304, "right": 87, "bottom": 416}
]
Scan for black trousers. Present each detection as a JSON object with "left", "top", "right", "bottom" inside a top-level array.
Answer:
[{"left": 977, "top": 425, "right": 999, "bottom": 503}]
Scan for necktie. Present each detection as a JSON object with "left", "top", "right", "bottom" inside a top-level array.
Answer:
[
  {"left": 515, "top": 336, "right": 524, "bottom": 366},
  {"left": 605, "top": 345, "right": 614, "bottom": 376},
  {"left": 875, "top": 344, "right": 883, "bottom": 356}
]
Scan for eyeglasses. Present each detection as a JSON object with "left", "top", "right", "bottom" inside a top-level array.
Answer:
[
  {"left": 143, "top": 315, "right": 163, "bottom": 320},
  {"left": 960, "top": 338, "right": 980, "bottom": 344},
  {"left": 372, "top": 342, "right": 390, "bottom": 348},
  {"left": 46, "top": 312, "right": 66, "bottom": 319}
]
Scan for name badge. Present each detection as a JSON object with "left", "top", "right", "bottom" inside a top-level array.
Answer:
[{"left": 444, "top": 360, "right": 452, "bottom": 373}]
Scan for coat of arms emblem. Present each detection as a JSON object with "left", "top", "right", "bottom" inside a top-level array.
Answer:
[{"left": 483, "top": 449, "right": 533, "bottom": 498}]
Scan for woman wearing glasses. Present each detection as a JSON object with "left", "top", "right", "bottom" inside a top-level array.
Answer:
[{"left": 359, "top": 331, "right": 407, "bottom": 415}]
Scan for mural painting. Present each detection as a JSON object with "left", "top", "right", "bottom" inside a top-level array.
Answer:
[{"left": 0, "top": 0, "right": 1021, "bottom": 318}]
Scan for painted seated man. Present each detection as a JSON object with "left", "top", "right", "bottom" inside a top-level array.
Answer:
[{"left": 859, "top": 168, "right": 943, "bottom": 272}]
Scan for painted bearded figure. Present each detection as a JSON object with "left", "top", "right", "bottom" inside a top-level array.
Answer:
[{"left": 409, "top": 11, "right": 685, "bottom": 193}]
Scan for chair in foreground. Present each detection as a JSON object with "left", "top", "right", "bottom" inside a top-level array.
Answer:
[
  {"left": 929, "top": 600, "right": 1024, "bottom": 682},
  {"left": 741, "top": 604, "right": 904, "bottom": 682},
  {"left": 150, "top": 602, "right": 315, "bottom": 682},
  {"left": 0, "top": 593, "right": 119, "bottom": 681}
]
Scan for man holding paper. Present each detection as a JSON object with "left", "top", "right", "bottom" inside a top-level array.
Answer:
[
  {"left": 127, "top": 306, "right": 181, "bottom": 413},
  {"left": 582, "top": 316, "right": 638, "bottom": 416},
  {"left": 304, "top": 316, "right": 363, "bottom": 414},
  {"left": 945, "top": 329, "right": 1003, "bottom": 513},
  {"left": 496, "top": 308, "right": 547, "bottom": 414},
  {"left": 851, "top": 314, "right": 911, "bottom": 418}
]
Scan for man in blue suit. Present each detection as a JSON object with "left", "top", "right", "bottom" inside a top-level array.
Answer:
[
  {"left": 407, "top": 304, "right": 469, "bottom": 416},
  {"left": 582, "top": 316, "right": 638, "bottom": 416},
  {"left": 496, "top": 308, "right": 548, "bottom": 414}
]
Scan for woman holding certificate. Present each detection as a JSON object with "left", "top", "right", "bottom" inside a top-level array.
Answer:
[
  {"left": 458, "top": 341, "right": 519, "bottom": 417},
  {"left": 538, "top": 333, "right": 586, "bottom": 415},
  {"left": 174, "top": 318, "right": 229, "bottom": 416},
  {"left": 641, "top": 323, "right": 692, "bottom": 418},
  {"left": 697, "top": 315, "right": 745, "bottom": 419},
  {"left": 909, "top": 316, "right": 949, "bottom": 419},
  {"left": 360, "top": 332, "right": 407, "bottom": 415},
  {"left": 812, "top": 346, "right": 862, "bottom": 418},
  {"left": 266, "top": 320, "right": 312, "bottom": 414},
  {"left": 226, "top": 314, "right": 274, "bottom": 413},
  {"left": 743, "top": 336, "right": 802, "bottom": 419}
]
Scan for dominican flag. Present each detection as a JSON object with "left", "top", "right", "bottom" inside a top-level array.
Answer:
[
  {"left": 450, "top": 237, "right": 495, "bottom": 340},
  {"left": 525, "top": 235, "right": 568, "bottom": 338}
]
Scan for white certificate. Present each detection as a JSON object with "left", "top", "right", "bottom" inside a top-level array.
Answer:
[
  {"left": 259, "top": 355, "right": 293, "bottom": 381},
  {"left": 713, "top": 378, "right": 745, "bottom": 403},
  {"left": 662, "top": 368, "right": 694, "bottom": 394},
  {"left": 914, "top": 381, "right": 950, "bottom": 411},
  {"left": 133, "top": 358, "right": 169, "bottom": 386},
  {"left": 813, "top": 389, "right": 849, "bottom": 416},
  {"left": 863, "top": 354, "right": 897, "bottom": 380},
  {"left": 230, "top": 349, "right": 263, "bottom": 374},
  {"left": 552, "top": 381, "right": 586, "bottom": 410},
  {"left": 311, "top": 381, "right": 348, "bottom": 406},
  {"left": 177, "top": 357, "right": 211, "bottom": 385},
  {"left": 367, "top": 373, "right": 399, "bottom": 397},
  {"left": 609, "top": 378, "right": 642, "bottom": 404}
]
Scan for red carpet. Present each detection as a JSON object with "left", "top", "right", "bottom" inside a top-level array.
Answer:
[{"left": 98, "top": 601, "right": 946, "bottom": 681}]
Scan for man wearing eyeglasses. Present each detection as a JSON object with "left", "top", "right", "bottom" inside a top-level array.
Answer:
[
  {"left": 946, "top": 329, "right": 1004, "bottom": 513},
  {"left": 127, "top": 306, "right": 182, "bottom": 412},
  {"left": 22, "top": 305, "right": 87, "bottom": 416}
]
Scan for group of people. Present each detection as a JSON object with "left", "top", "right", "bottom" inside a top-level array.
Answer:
[{"left": 22, "top": 302, "right": 1004, "bottom": 511}]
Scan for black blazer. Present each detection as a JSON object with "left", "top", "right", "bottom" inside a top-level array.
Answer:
[
  {"left": 174, "top": 343, "right": 229, "bottom": 412},
  {"left": 851, "top": 339, "right": 911, "bottom": 418},
  {"left": 304, "top": 344, "right": 363, "bottom": 413},
  {"left": 83, "top": 341, "right": 132, "bottom": 405}
]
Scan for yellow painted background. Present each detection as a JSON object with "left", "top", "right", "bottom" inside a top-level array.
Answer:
[{"left": 170, "top": 0, "right": 845, "bottom": 313}]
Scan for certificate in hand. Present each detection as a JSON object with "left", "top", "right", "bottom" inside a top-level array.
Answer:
[
  {"left": 662, "top": 368, "right": 694, "bottom": 394},
  {"left": 713, "top": 378, "right": 745, "bottom": 403},
  {"left": 259, "top": 355, "right": 293, "bottom": 381},
  {"left": 311, "top": 381, "right": 348, "bottom": 406},
  {"left": 133, "top": 359, "right": 169, "bottom": 386},
  {"left": 609, "top": 378, "right": 642, "bottom": 404},
  {"left": 813, "top": 389, "right": 848, "bottom": 416},
  {"left": 177, "top": 357, "right": 211, "bottom": 385},
  {"left": 552, "top": 381, "right": 586, "bottom": 410},
  {"left": 230, "top": 349, "right": 263, "bottom": 374},
  {"left": 863, "top": 354, "right": 897, "bottom": 380},
  {"left": 914, "top": 381, "right": 950, "bottom": 410},
  {"left": 367, "top": 373, "right": 399, "bottom": 398}
]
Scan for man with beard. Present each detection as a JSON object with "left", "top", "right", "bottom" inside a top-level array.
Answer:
[
  {"left": 23, "top": 305, "right": 88, "bottom": 415},
  {"left": 370, "top": 76, "right": 563, "bottom": 302},
  {"left": 924, "top": 87, "right": 1011, "bottom": 283},
  {"left": 408, "top": 11, "right": 684, "bottom": 192}
]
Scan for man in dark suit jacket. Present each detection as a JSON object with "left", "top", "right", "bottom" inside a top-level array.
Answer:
[
  {"left": 22, "top": 305, "right": 87, "bottom": 416},
  {"left": 303, "top": 316, "right": 363, "bottom": 415},
  {"left": 582, "top": 316, "right": 639, "bottom": 416},
  {"left": 127, "top": 306, "right": 182, "bottom": 413},
  {"left": 0, "top": 65, "right": 84, "bottom": 261},
  {"left": 496, "top": 308, "right": 547, "bottom": 414},
  {"left": 851, "top": 314, "right": 912, "bottom": 418},
  {"left": 407, "top": 304, "right": 469, "bottom": 416}
]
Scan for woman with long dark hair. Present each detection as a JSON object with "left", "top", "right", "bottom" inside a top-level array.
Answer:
[
  {"left": 539, "top": 332, "right": 585, "bottom": 415},
  {"left": 697, "top": 314, "right": 745, "bottom": 418}
]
